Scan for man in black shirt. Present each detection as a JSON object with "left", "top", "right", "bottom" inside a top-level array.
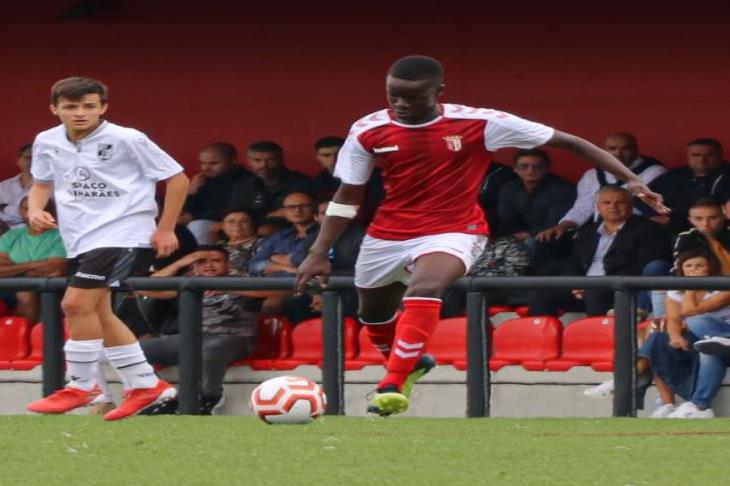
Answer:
[
  {"left": 650, "top": 138, "right": 730, "bottom": 235},
  {"left": 496, "top": 148, "right": 576, "bottom": 266}
]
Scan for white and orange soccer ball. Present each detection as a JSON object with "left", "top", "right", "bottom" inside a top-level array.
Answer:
[{"left": 250, "top": 376, "right": 327, "bottom": 424}]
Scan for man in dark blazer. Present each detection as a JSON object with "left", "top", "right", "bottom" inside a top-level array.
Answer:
[{"left": 528, "top": 186, "right": 672, "bottom": 316}]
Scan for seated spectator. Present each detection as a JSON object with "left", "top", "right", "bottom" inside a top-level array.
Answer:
[
  {"left": 0, "top": 197, "right": 66, "bottom": 321},
  {"left": 583, "top": 249, "right": 716, "bottom": 417},
  {"left": 285, "top": 200, "right": 365, "bottom": 322},
  {"left": 310, "top": 136, "right": 384, "bottom": 224},
  {"left": 231, "top": 141, "right": 314, "bottom": 232},
  {"left": 538, "top": 132, "right": 665, "bottom": 241},
  {"left": 645, "top": 198, "right": 730, "bottom": 318},
  {"left": 496, "top": 148, "right": 576, "bottom": 266},
  {"left": 249, "top": 192, "right": 318, "bottom": 314},
  {"left": 181, "top": 142, "right": 266, "bottom": 243},
  {"left": 477, "top": 161, "right": 518, "bottom": 237},
  {"left": 675, "top": 198, "right": 730, "bottom": 273},
  {"left": 0, "top": 143, "right": 33, "bottom": 229},
  {"left": 311, "top": 136, "right": 346, "bottom": 199},
  {"left": 667, "top": 250, "right": 730, "bottom": 418},
  {"left": 138, "top": 246, "right": 258, "bottom": 415},
  {"left": 649, "top": 138, "right": 730, "bottom": 235},
  {"left": 216, "top": 209, "right": 267, "bottom": 276},
  {"left": 528, "top": 186, "right": 672, "bottom": 316}
]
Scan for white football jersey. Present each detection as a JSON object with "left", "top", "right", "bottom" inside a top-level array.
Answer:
[{"left": 31, "top": 121, "right": 183, "bottom": 257}]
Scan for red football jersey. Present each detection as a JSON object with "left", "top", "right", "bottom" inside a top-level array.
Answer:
[{"left": 334, "top": 104, "right": 554, "bottom": 240}]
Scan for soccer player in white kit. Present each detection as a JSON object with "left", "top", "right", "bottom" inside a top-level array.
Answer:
[
  {"left": 26, "top": 77, "right": 190, "bottom": 420},
  {"left": 295, "top": 55, "right": 669, "bottom": 416}
]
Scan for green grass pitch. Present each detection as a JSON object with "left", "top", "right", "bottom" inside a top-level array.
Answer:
[{"left": 3, "top": 416, "right": 730, "bottom": 485}]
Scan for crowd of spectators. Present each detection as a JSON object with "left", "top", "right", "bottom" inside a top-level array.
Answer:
[{"left": 2, "top": 131, "right": 730, "bottom": 416}]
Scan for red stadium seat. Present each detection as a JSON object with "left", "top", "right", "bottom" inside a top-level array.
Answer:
[
  {"left": 429, "top": 317, "right": 482, "bottom": 370},
  {"left": 0, "top": 316, "right": 32, "bottom": 369},
  {"left": 232, "top": 316, "right": 293, "bottom": 370},
  {"left": 545, "top": 316, "right": 614, "bottom": 372},
  {"left": 10, "top": 320, "right": 71, "bottom": 370},
  {"left": 488, "top": 305, "right": 515, "bottom": 317},
  {"left": 269, "top": 317, "right": 359, "bottom": 370},
  {"left": 514, "top": 305, "right": 530, "bottom": 317},
  {"left": 489, "top": 316, "right": 562, "bottom": 371}
]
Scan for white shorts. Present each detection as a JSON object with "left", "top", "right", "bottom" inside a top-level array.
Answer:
[{"left": 354, "top": 233, "right": 487, "bottom": 289}]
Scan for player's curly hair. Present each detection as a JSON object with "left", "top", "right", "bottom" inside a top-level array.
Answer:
[{"left": 388, "top": 55, "right": 443, "bottom": 86}]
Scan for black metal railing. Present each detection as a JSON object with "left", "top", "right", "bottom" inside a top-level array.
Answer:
[{"left": 3, "top": 275, "right": 729, "bottom": 417}]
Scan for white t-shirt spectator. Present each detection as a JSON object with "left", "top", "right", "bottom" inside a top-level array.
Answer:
[
  {"left": 0, "top": 174, "right": 30, "bottom": 227},
  {"left": 31, "top": 121, "right": 183, "bottom": 257}
]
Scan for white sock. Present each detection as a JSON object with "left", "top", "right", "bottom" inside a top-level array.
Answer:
[
  {"left": 105, "top": 342, "right": 159, "bottom": 390},
  {"left": 64, "top": 339, "right": 104, "bottom": 391},
  {"left": 95, "top": 356, "right": 114, "bottom": 402}
]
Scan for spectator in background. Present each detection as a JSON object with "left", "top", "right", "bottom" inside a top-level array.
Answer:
[
  {"left": 182, "top": 142, "right": 266, "bottom": 243},
  {"left": 675, "top": 198, "right": 730, "bottom": 273},
  {"left": 216, "top": 209, "right": 266, "bottom": 276},
  {"left": 477, "top": 161, "right": 518, "bottom": 237},
  {"left": 285, "top": 200, "right": 365, "bottom": 322},
  {"left": 231, "top": 141, "right": 314, "bottom": 232},
  {"left": 650, "top": 138, "right": 730, "bottom": 235},
  {"left": 0, "top": 197, "right": 66, "bottom": 321},
  {"left": 310, "top": 135, "right": 385, "bottom": 224},
  {"left": 249, "top": 192, "right": 318, "bottom": 314},
  {"left": 538, "top": 132, "right": 665, "bottom": 241},
  {"left": 0, "top": 143, "right": 33, "bottom": 229},
  {"left": 496, "top": 148, "right": 576, "bottom": 266},
  {"left": 138, "top": 246, "right": 258, "bottom": 415},
  {"left": 528, "top": 186, "right": 672, "bottom": 316},
  {"left": 311, "top": 136, "right": 346, "bottom": 199}
]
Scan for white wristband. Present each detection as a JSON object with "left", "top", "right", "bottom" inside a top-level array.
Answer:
[{"left": 325, "top": 201, "right": 359, "bottom": 219}]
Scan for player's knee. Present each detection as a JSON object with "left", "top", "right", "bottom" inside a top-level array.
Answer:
[
  {"left": 358, "top": 309, "right": 397, "bottom": 324},
  {"left": 61, "top": 295, "right": 96, "bottom": 317},
  {"left": 405, "top": 281, "right": 444, "bottom": 299}
]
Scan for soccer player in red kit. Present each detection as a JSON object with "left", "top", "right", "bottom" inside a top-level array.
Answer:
[{"left": 295, "top": 55, "right": 668, "bottom": 416}]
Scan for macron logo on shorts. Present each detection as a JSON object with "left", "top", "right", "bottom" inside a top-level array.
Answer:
[{"left": 75, "top": 271, "right": 106, "bottom": 281}]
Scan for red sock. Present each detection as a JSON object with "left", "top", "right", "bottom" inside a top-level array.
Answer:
[
  {"left": 378, "top": 298, "right": 441, "bottom": 391},
  {"left": 362, "top": 313, "right": 399, "bottom": 358}
]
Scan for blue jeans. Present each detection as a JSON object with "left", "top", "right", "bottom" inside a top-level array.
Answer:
[
  {"left": 685, "top": 314, "right": 730, "bottom": 409},
  {"left": 639, "top": 259, "right": 672, "bottom": 315}
]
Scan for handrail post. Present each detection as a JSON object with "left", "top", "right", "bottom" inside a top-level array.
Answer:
[
  {"left": 613, "top": 288, "right": 637, "bottom": 417},
  {"left": 178, "top": 286, "right": 202, "bottom": 415},
  {"left": 40, "top": 291, "right": 64, "bottom": 396},
  {"left": 466, "top": 291, "right": 490, "bottom": 417},
  {"left": 322, "top": 290, "right": 345, "bottom": 415}
]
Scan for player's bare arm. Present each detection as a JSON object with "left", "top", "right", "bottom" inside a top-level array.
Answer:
[
  {"left": 545, "top": 130, "right": 670, "bottom": 215},
  {"left": 27, "top": 182, "right": 57, "bottom": 231},
  {"left": 294, "top": 183, "right": 366, "bottom": 292},
  {"left": 152, "top": 171, "right": 189, "bottom": 258}
]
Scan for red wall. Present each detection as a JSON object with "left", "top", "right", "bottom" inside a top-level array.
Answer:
[{"left": 2, "top": 0, "right": 729, "bottom": 182}]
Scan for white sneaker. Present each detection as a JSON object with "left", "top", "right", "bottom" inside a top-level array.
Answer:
[
  {"left": 694, "top": 336, "right": 730, "bottom": 358},
  {"left": 649, "top": 403, "right": 676, "bottom": 418},
  {"left": 583, "top": 380, "right": 614, "bottom": 399},
  {"left": 667, "top": 401, "right": 714, "bottom": 419}
]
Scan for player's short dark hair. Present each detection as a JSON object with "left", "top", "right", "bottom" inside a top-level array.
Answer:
[
  {"left": 195, "top": 244, "right": 229, "bottom": 259},
  {"left": 248, "top": 140, "right": 283, "bottom": 155},
  {"left": 388, "top": 55, "right": 444, "bottom": 86},
  {"left": 314, "top": 136, "right": 345, "bottom": 150},
  {"left": 686, "top": 138, "right": 723, "bottom": 151},
  {"left": 675, "top": 248, "right": 721, "bottom": 277},
  {"left": 51, "top": 77, "right": 108, "bottom": 105},
  {"left": 690, "top": 196, "right": 722, "bottom": 212},
  {"left": 513, "top": 148, "right": 551, "bottom": 167},
  {"left": 202, "top": 142, "right": 238, "bottom": 162},
  {"left": 18, "top": 143, "right": 33, "bottom": 156}
]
